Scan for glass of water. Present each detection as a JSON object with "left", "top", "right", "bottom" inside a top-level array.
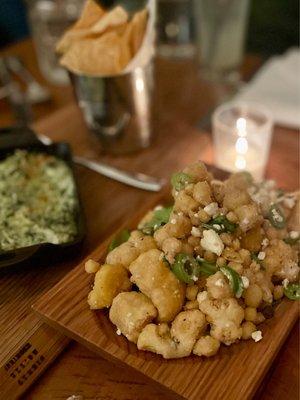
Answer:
[
  {"left": 27, "top": 0, "right": 83, "bottom": 85},
  {"left": 157, "top": 0, "right": 195, "bottom": 59},
  {"left": 193, "top": 0, "right": 250, "bottom": 84},
  {"left": 212, "top": 102, "right": 274, "bottom": 181}
]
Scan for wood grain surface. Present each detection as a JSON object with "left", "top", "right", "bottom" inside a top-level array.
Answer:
[
  {"left": 0, "top": 39, "right": 299, "bottom": 399},
  {"left": 32, "top": 205, "right": 299, "bottom": 400}
]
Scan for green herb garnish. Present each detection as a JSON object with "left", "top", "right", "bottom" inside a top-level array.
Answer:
[
  {"left": 203, "top": 215, "right": 237, "bottom": 233},
  {"left": 142, "top": 206, "right": 173, "bottom": 235},
  {"left": 108, "top": 229, "right": 130, "bottom": 252},
  {"left": 171, "top": 172, "right": 193, "bottom": 191}
]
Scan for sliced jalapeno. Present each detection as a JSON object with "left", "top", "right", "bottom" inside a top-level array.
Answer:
[
  {"left": 203, "top": 215, "right": 237, "bottom": 233},
  {"left": 268, "top": 204, "right": 286, "bottom": 229},
  {"left": 196, "top": 257, "right": 218, "bottom": 276},
  {"left": 171, "top": 172, "right": 193, "bottom": 191},
  {"left": 108, "top": 229, "right": 130, "bottom": 252},
  {"left": 284, "top": 283, "right": 300, "bottom": 300},
  {"left": 171, "top": 253, "right": 200, "bottom": 284},
  {"left": 142, "top": 206, "right": 173, "bottom": 235},
  {"left": 220, "top": 266, "right": 244, "bottom": 298}
]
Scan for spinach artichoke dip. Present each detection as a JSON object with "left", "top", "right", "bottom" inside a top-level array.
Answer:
[{"left": 0, "top": 150, "right": 79, "bottom": 251}]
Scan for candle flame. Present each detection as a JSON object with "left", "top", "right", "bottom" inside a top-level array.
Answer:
[{"left": 236, "top": 117, "right": 247, "bottom": 137}]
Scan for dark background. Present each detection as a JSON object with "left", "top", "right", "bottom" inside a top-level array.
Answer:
[{"left": 0, "top": 0, "right": 299, "bottom": 55}]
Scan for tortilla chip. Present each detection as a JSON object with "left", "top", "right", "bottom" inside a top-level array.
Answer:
[
  {"left": 73, "top": 0, "right": 105, "bottom": 30},
  {"left": 56, "top": 4, "right": 128, "bottom": 55},
  {"left": 60, "top": 32, "right": 131, "bottom": 76}
]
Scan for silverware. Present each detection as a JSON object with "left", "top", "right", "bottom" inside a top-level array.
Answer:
[
  {"left": 5, "top": 56, "right": 51, "bottom": 104},
  {"left": 37, "top": 134, "right": 164, "bottom": 192}
]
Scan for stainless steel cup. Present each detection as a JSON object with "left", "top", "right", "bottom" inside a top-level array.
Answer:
[{"left": 70, "top": 62, "right": 154, "bottom": 154}]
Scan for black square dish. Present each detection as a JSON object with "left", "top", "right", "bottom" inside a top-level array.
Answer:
[{"left": 0, "top": 126, "right": 85, "bottom": 268}]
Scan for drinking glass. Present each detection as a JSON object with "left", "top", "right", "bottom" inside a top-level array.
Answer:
[
  {"left": 157, "top": 0, "right": 195, "bottom": 59},
  {"left": 27, "top": 0, "right": 83, "bottom": 85},
  {"left": 193, "top": 0, "right": 250, "bottom": 84},
  {"left": 212, "top": 102, "right": 274, "bottom": 180}
]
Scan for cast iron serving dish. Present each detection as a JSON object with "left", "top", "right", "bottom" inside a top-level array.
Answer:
[{"left": 0, "top": 126, "right": 85, "bottom": 268}]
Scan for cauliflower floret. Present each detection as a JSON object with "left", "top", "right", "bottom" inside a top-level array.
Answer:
[
  {"left": 235, "top": 204, "right": 262, "bottom": 232},
  {"left": 87, "top": 264, "right": 131, "bottom": 309},
  {"left": 199, "top": 298, "right": 244, "bottom": 345},
  {"left": 193, "top": 335, "right": 220, "bottom": 357},
  {"left": 170, "top": 310, "right": 207, "bottom": 353},
  {"left": 200, "top": 229, "right": 224, "bottom": 256},
  {"left": 206, "top": 271, "right": 232, "bottom": 299},
  {"left": 262, "top": 239, "right": 299, "bottom": 282},
  {"left": 129, "top": 249, "right": 185, "bottom": 322},
  {"left": 223, "top": 188, "right": 251, "bottom": 211},
  {"left": 106, "top": 232, "right": 156, "bottom": 269},
  {"left": 154, "top": 214, "right": 192, "bottom": 248},
  {"left": 193, "top": 181, "right": 212, "bottom": 206},
  {"left": 137, "top": 310, "right": 206, "bottom": 358},
  {"left": 162, "top": 237, "right": 182, "bottom": 264},
  {"left": 183, "top": 161, "right": 210, "bottom": 183},
  {"left": 174, "top": 191, "right": 199, "bottom": 215},
  {"left": 109, "top": 292, "right": 157, "bottom": 343}
]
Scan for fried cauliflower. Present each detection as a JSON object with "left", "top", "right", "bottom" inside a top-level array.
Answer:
[{"left": 86, "top": 161, "right": 299, "bottom": 359}]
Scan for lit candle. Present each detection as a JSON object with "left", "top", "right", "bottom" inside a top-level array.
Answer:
[{"left": 212, "top": 102, "right": 273, "bottom": 181}]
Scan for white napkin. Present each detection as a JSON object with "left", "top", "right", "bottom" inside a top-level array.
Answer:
[
  {"left": 235, "top": 48, "right": 300, "bottom": 129},
  {"left": 124, "top": 0, "right": 156, "bottom": 71}
]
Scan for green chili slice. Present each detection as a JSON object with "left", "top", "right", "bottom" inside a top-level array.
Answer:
[
  {"left": 171, "top": 253, "right": 200, "bottom": 284},
  {"left": 220, "top": 266, "right": 244, "bottom": 298},
  {"left": 284, "top": 283, "right": 300, "bottom": 300},
  {"left": 171, "top": 172, "right": 193, "bottom": 191},
  {"left": 203, "top": 215, "right": 237, "bottom": 233},
  {"left": 142, "top": 206, "right": 173, "bottom": 235},
  {"left": 268, "top": 204, "right": 286, "bottom": 229},
  {"left": 196, "top": 257, "right": 219, "bottom": 276},
  {"left": 108, "top": 229, "right": 130, "bottom": 252}
]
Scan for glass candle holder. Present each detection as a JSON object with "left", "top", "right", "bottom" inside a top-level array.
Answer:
[{"left": 212, "top": 102, "right": 274, "bottom": 180}]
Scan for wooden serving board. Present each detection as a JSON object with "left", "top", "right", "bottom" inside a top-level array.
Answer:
[{"left": 33, "top": 194, "right": 299, "bottom": 400}]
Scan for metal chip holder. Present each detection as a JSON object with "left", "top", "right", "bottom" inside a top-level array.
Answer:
[{"left": 70, "top": 61, "right": 154, "bottom": 155}]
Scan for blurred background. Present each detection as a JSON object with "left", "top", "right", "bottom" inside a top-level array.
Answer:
[{"left": 0, "top": 0, "right": 299, "bottom": 130}]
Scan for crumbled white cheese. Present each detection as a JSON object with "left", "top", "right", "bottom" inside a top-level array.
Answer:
[
  {"left": 116, "top": 328, "right": 122, "bottom": 336},
  {"left": 204, "top": 202, "right": 219, "bottom": 216},
  {"left": 154, "top": 205, "right": 163, "bottom": 211},
  {"left": 241, "top": 276, "right": 250, "bottom": 289},
  {"left": 261, "top": 238, "right": 269, "bottom": 248},
  {"left": 283, "top": 197, "right": 295, "bottom": 209},
  {"left": 271, "top": 207, "right": 283, "bottom": 223},
  {"left": 197, "top": 291, "right": 208, "bottom": 303},
  {"left": 251, "top": 330, "right": 263, "bottom": 342},
  {"left": 282, "top": 278, "right": 289, "bottom": 288},
  {"left": 257, "top": 251, "right": 265, "bottom": 261},
  {"left": 200, "top": 229, "right": 224, "bottom": 256},
  {"left": 191, "top": 226, "right": 201, "bottom": 237},
  {"left": 215, "top": 279, "right": 225, "bottom": 287},
  {"left": 213, "top": 224, "right": 222, "bottom": 231},
  {"left": 192, "top": 275, "right": 199, "bottom": 282},
  {"left": 290, "top": 231, "right": 299, "bottom": 239},
  {"left": 170, "top": 218, "right": 177, "bottom": 225}
]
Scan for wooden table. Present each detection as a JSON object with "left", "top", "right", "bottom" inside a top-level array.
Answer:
[{"left": 0, "top": 40, "right": 299, "bottom": 400}]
